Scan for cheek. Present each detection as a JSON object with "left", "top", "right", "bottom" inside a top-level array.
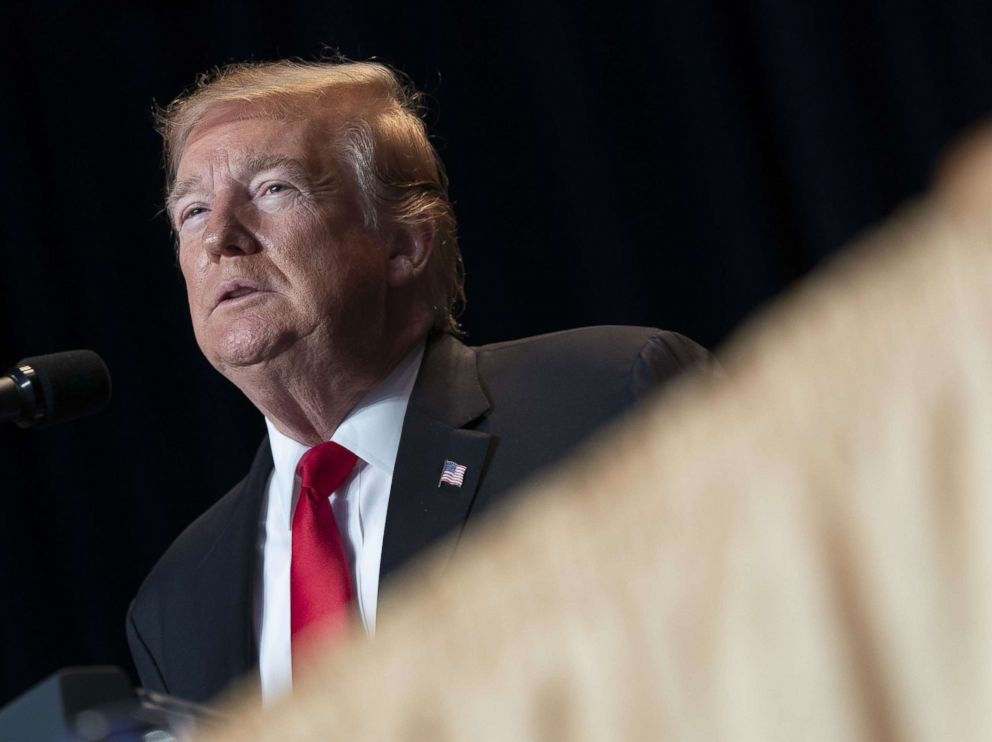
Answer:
[
  {"left": 178, "top": 262, "right": 198, "bottom": 302},
  {"left": 270, "top": 221, "right": 339, "bottom": 288},
  {"left": 177, "top": 250, "right": 209, "bottom": 318}
]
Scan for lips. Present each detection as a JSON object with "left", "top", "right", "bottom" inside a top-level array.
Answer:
[{"left": 213, "top": 280, "right": 268, "bottom": 309}]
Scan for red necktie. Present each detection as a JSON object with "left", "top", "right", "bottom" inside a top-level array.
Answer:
[{"left": 291, "top": 441, "right": 358, "bottom": 665}]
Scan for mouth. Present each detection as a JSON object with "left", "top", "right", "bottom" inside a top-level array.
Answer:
[{"left": 213, "top": 280, "right": 269, "bottom": 309}]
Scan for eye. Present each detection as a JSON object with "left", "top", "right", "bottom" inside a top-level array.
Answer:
[
  {"left": 179, "top": 206, "right": 207, "bottom": 225},
  {"left": 263, "top": 183, "right": 292, "bottom": 196}
]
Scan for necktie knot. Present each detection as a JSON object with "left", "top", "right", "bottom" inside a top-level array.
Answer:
[{"left": 296, "top": 441, "right": 358, "bottom": 496}]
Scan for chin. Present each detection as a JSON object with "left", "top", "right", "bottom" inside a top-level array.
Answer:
[{"left": 206, "top": 317, "right": 291, "bottom": 371}]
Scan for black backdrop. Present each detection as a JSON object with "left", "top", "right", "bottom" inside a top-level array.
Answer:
[{"left": 2, "top": 0, "right": 991, "bottom": 705}]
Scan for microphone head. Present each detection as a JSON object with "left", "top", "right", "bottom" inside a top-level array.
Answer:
[{"left": 14, "top": 350, "right": 112, "bottom": 427}]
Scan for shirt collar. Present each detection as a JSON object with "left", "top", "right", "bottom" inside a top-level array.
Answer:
[{"left": 265, "top": 339, "right": 425, "bottom": 496}]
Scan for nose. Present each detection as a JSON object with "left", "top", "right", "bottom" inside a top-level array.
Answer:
[{"left": 202, "top": 198, "right": 260, "bottom": 261}]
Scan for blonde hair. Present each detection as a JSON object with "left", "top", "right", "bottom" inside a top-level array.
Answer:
[{"left": 158, "top": 59, "right": 464, "bottom": 334}]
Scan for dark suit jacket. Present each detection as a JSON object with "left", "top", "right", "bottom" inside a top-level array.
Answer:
[{"left": 127, "top": 327, "right": 709, "bottom": 703}]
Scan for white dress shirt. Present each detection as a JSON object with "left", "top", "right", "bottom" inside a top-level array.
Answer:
[{"left": 257, "top": 342, "right": 424, "bottom": 701}]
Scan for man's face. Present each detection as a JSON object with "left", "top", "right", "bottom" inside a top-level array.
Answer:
[{"left": 171, "top": 104, "right": 391, "bottom": 376}]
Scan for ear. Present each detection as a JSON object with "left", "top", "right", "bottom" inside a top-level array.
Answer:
[{"left": 386, "top": 222, "right": 435, "bottom": 288}]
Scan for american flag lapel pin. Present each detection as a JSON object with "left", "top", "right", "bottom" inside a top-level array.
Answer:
[{"left": 438, "top": 459, "right": 467, "bottom": 488}]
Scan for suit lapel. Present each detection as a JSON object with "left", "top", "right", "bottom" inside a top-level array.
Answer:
[
  {"left": 380, "top": 334, "right": 493, "bottom": 584},
  {"left": 190, "top": 438, "right": 271, "bottom": 699}
]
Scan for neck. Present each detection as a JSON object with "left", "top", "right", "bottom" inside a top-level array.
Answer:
[{"left": 225, "top": 317, "right": 431, "bottom": 446}]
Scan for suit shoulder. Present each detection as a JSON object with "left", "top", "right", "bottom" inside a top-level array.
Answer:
[
  {"left": 478, "top": 325, "right": 658, "bottom": 353},
  {"left": 475, "top": 325, "right": 708, "bottom": 379},
  {"left": 467, "top": 325, "right": 709, "bottom": 418},
  {"left": 453, "top": 326, "right": 708, "bottom": 500}
]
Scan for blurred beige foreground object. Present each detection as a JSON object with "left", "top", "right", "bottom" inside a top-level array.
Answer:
[{"left": 197, "top": 130, "right": 992, "bottom": 742}]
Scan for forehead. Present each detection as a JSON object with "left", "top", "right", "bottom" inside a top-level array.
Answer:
[{"left": 177, "top": 106, "right": 330, "bottom": 180}]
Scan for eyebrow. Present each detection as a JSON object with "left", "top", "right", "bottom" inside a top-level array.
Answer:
[
  {"left": 167, "top": 175, "right": 203, "bottom": 216},
  {"left": 166, "top": 154, "right": 313, "bottom": 216}
]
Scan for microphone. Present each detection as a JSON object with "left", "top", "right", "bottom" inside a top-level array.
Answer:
[{"left": 0, "top": 350, "right": 112, "bottom": 428}]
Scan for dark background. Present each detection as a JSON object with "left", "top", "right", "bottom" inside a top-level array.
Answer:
[{"left": 1, "top": 0, "right": 990, "bottom": 706}]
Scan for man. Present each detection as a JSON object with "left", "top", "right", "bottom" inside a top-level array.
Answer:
[{"left": 127, "top": 59, "right": 709, "bottom": 704}]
